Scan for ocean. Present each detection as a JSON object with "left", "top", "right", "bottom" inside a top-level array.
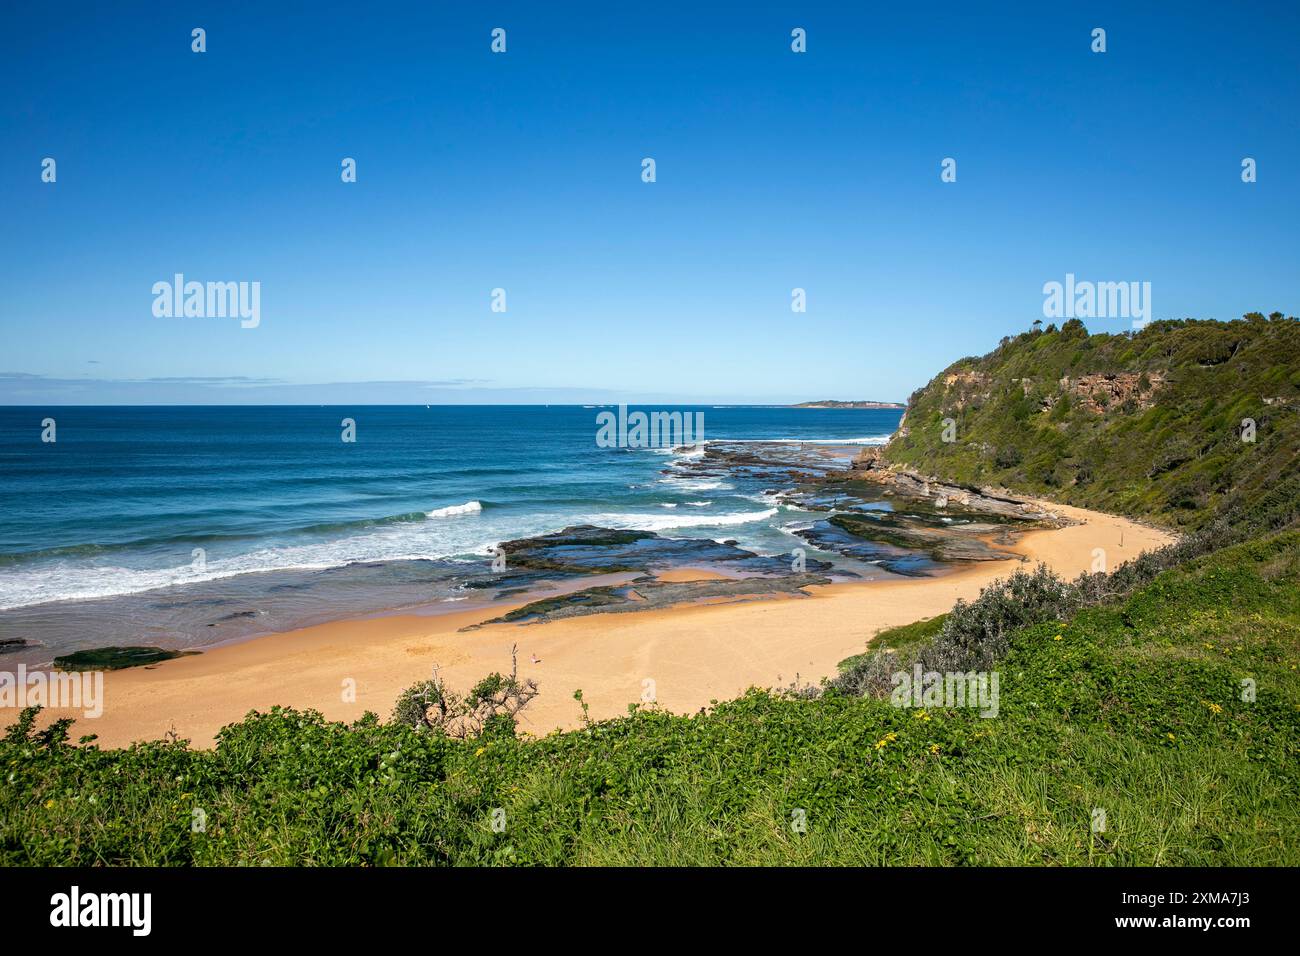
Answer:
[{"left": 0, "top": 405, "right": 902, "bottom": 663}]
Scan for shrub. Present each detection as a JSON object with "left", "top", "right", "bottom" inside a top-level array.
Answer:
[
  {"left": 392, "top": 645, "right": 538, "bottom": 738},
  {"left": 829, "top": 564, "right": 1079, "bottom": 697},
  {"left": 922, "top": 563, "right": 1078, "bottom": 672}
]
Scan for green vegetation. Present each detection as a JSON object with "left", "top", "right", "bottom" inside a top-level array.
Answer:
[{"left": 885, "top": 313, "right": 1300, "bottom": 528}]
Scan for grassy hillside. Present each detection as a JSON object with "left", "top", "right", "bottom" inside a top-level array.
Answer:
[
  {"left": 884, "top": 313, "right": 1300, "bottom": 528},
  {"left": 4, "top": 531, "right": 1298, "bottom": 866}
]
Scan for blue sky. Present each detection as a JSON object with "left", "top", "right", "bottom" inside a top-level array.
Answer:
[{"left": 2, "top": 1, "right": 1297, "bottom": 404}]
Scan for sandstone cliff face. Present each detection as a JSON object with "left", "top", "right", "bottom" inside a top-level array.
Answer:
[
  {"left": 940, "top": 369, "right": 991, "bottom": 411},
  {"left": 938, "top": 366, "right": 1167, "bottom": 417},
  {"left": 1055, "top": 371, "right": 1166, "bottom": 414}
]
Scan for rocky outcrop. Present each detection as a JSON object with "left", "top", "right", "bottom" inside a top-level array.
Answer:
[
  {"left": 464, "top": 573, "right": 833, "bottom": 629},
  {"left": 940, "top": 369, "right": 992, "bottom": 411},
  {"left": 1055, "top": 371, "right": 1165, "bottom": 413},
  {"left": 490, "top": 524, "right": 834, "bottom": 578},
  {"left": 469, "top": 437, "right": 1069, "bottom": 627},
  {"left": 673, "top": 439, "right": 1064, "bottom": 576}
]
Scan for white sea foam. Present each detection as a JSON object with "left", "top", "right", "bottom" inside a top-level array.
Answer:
[
  {"left": 0, "top": 507, "right": 775, "bottom": 609},
  {"left": 0, "top": 499, "right": 781, "bottom": 610},
  {"left": 0, "top": 505, "right": 552, "bottom": 610},
  {"left": 659, "top": 477, "right": 730, "bottom": 492},
  {"left": 0, "top": 544, "right": 448, "bottom": 610},
  {"left": 585, "top": 508, "right": 778, "bottom": 533},
  {"left": 668, "top": 444, "right": 706, "bottom": 459},
  {"left": 425, "top": 500, "right": 483, "bottom": 518}
]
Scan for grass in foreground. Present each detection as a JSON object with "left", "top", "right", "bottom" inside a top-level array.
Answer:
[{"left": 3, "top": 532, "right": 1297, "bottom": 866}]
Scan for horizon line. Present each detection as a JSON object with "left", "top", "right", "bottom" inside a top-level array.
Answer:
[{"left": 0, "top": 401, "right": 908, "bottom": 409}]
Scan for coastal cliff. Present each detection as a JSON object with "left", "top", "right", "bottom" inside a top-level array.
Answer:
[{"left": 877, "top": 314, "right": 1300, "bottom": 530}]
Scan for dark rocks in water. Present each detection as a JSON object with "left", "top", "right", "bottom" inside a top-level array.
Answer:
[
  {"left": 207, "top": 609, "right": 262, "bottom": 626},
  {"left": 53, "top": 646, "right": 197, "bottom": 671},
  {"left": 456, "top": 438, "right": 1069, "bottom": 625},
  {"left": 790, "top": 479, "right": 1059, "bottom": 571},
  {"left": 791, "top": 520, "right": 940, "bottom": 577},
  {"left": 493, "top": 587, "right": 629, "bottom": 622},
  {"left": 0, "top": 638, "right": 37, "bottom": 656},
  {"left": 447, "top": 521, "right": 845, "bottom": 622},
  {"left": 465, "top": 573, "right": 833, "bottom": 628},
  {"left": 495, "top": 524, "right": 833, "bottom": 577},
  {"left": 458, "top": 570, "right": 573, "bottom": 594},
  {"left": 500, "top": 526, "right": 657, "bottom": 574},
  {"left": 667, "top": 438, "right": 1066, "bottom": 576},
  {"left": 798, "top": 513, "right": 1021, "bottom": 566},
  {"left": 675, "top": 440, "right": 860, "bottom": 487}
]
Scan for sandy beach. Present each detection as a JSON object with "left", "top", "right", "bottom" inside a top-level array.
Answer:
[{"left": 5, "top": 500, "right": 1174, "bottom": 748}]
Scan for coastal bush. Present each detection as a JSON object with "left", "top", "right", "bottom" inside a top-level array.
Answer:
[
  {"left": 391, "top": 645, "right": 538, "bottom": 738},
  {"left": 927, "top": 564, "right": 1079, "bottom": 671},
  {"left": 829, "top": 564, "right": 1079, "bottom": 697}
]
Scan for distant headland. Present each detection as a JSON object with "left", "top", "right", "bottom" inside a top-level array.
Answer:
[{"left": 791, "top": 400, "right": 906, "bottom": 409}]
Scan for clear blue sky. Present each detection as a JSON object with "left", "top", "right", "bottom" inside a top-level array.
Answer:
[{"left": 2, "top": 1, "right": 1297, "bottom": 404}]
